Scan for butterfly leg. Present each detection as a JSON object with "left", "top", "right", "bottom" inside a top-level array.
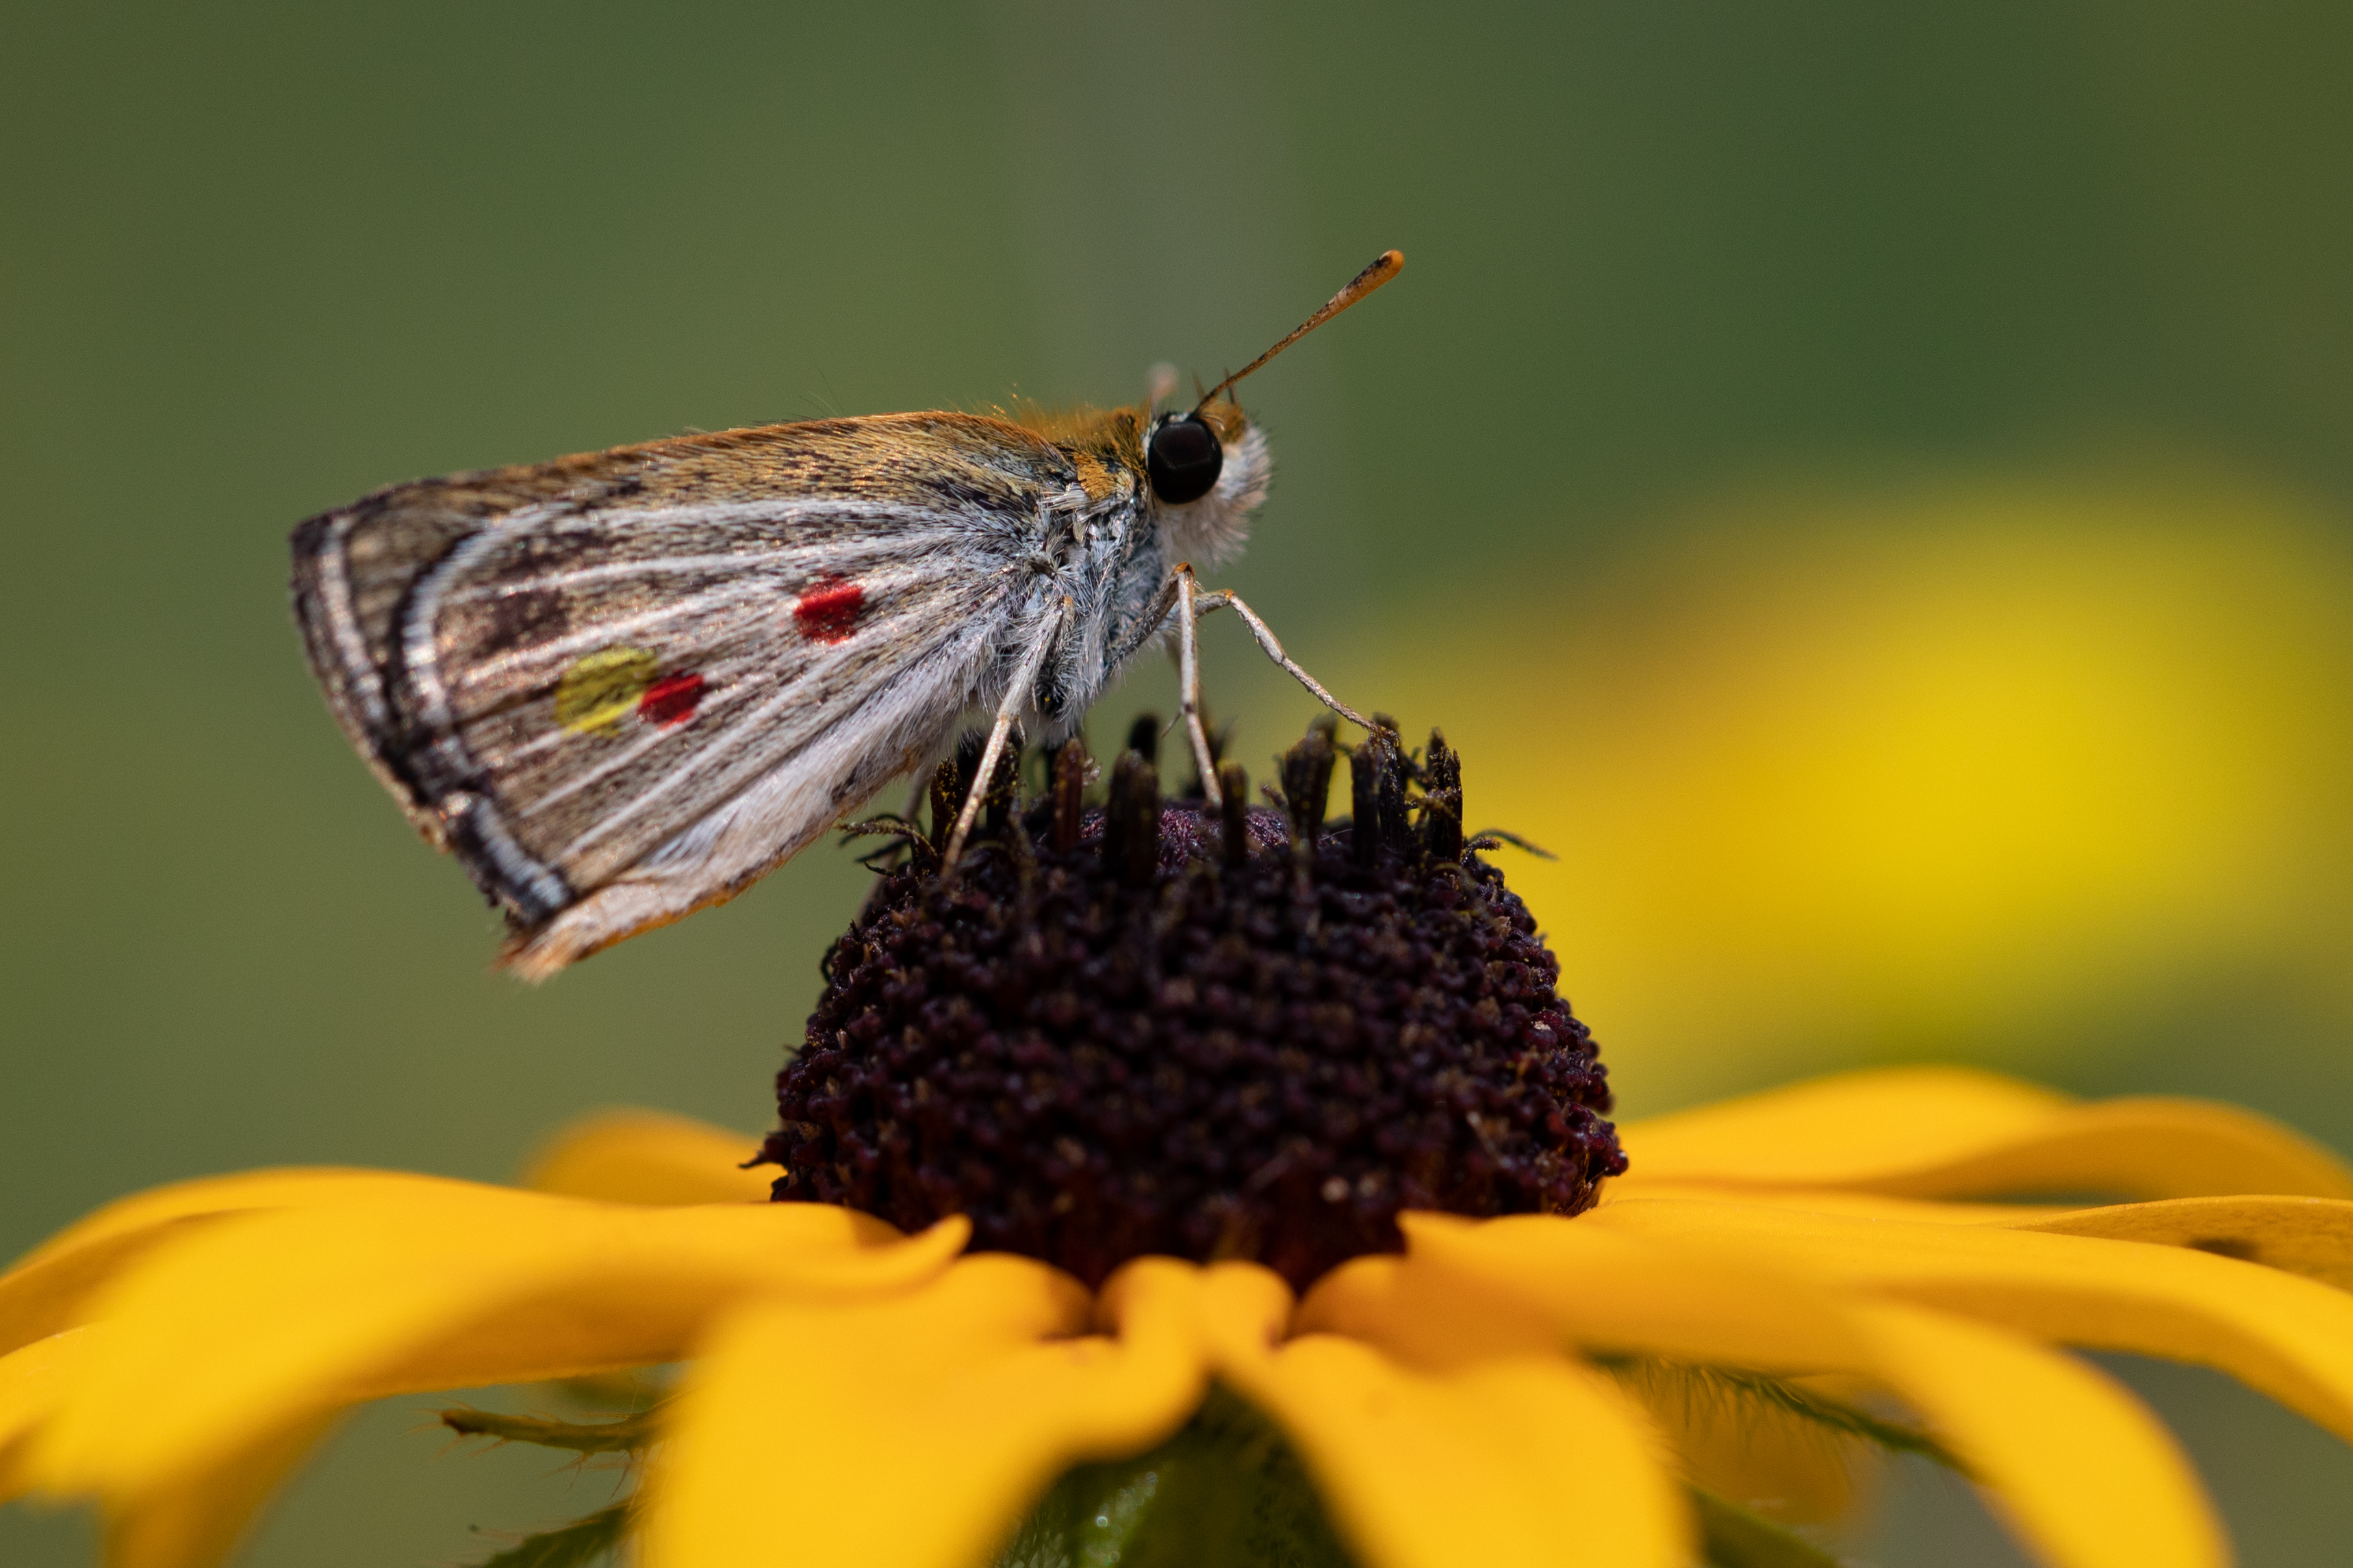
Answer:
[
  {"left": 942, "top": 602, "right": 1067, "bottom": 872},
  {"left": 1178, "top": 567, "right": 1375, "bottom": 732},
  {"left": 1174, "top": 565, "right": 1224, "bottom": 809}
]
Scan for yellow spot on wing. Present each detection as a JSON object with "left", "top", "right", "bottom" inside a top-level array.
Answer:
[{"left": 555, "top": 647, "right": 659, "bottom": 733}]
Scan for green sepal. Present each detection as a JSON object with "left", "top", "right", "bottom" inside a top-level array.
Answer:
[
  {"left": 464, "top": 1500, "right": 630, "bottom": 1568},
  {"left": 1602, "top": 1357, "right": 1966, "bottom": 1472},
  {"left": 1690, "top": 1487, "right": 1846, "bottom": 1568},
  {"left": 994, "top": 1385, "right": 1358, "bottom": 1568}
]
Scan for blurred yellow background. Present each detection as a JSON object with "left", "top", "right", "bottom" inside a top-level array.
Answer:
[
  {"left": 4, "top": 3, "right": 2350, "bottom": 1564},
  {"left": 1360, "top": 472, "right": 2353, "bottom": 1116}
]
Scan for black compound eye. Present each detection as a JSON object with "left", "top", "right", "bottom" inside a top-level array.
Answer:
[{"left": 1145, "top": 413, "right": 1224, "bottom": 504}]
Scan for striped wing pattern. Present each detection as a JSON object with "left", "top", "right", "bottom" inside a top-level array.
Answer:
[{"left": 292, "top": 414, "right": 1092, "bottom": 974}]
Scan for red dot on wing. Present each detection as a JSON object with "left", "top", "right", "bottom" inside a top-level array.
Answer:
[
  {"left": 638, "top": 671, "right": 707, "bottom": 727},
  {"left": 794, "top": 576, "right": 865, "bottom": 644}
]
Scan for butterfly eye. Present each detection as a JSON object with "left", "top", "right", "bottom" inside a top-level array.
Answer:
[{"left": 1145, "top": 413, "right": 1224, "bottom": 504}]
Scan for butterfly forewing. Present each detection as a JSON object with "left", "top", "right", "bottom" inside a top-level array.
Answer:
[
  {"left": 294, "top": 413, "right": 1091, "bottom": 966},
  {"left": 416, "top": 504, "right": 993, "bottom": 883}
]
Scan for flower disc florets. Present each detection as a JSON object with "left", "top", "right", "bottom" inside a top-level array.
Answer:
[{"left": 760, "top": 720, "right": 1626, "bottom": 1289}]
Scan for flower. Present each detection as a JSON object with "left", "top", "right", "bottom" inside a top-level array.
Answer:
[
  {"left": 770, "top": 722, "right": 1623, "bottom": 1289},
  {"left": 6, "top": 725, "right": 2353, "bottom": 1568}
]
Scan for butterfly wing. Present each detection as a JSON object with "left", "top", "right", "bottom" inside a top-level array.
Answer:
[{"left": 292, "top": 413, "right": 1091, "bottom": 977}]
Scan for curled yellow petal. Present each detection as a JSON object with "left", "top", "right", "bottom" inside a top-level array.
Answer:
[
  {"left": 1, "top": 1328, "right": 89, "bottom": 1502},
  {"left": 29, "top": 1188, "right": 963, "bottom": 1500},
  {"left": 2012, "top": 1195, "right": 2353, "bottom": 1291},
  {"left": 1618, "top": 1067, "right": 2353, "bottom": 1200},
  {"left": 1595, "top": 1196, "right": 2353, "bottom": 1443},
  {"left": 1209, "top": 1322, "right": 1689, "bottom": 1568},
  {"left": 644, "top": 1255, "right": 1206, "bottom": 1568},
  {"left": 1881, "top": 1096, "right": 2353, "bottom": 1201},
  {"left": 8, "top": 1170, "right": 487, "bottom": 1276},
  {"left": 1851, "top": 1302, "right": 2224, "bottom": 1568},
  {"left": 522, "top": 1111, "right": 773, "bottom": 1206},
  {"left": 0, "top": 1171, "right": 484, "bottom": 1358}
]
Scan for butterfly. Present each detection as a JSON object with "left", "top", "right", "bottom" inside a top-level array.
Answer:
[{"left": 291, "top": 250, "right": 1402, "bottom": 979}]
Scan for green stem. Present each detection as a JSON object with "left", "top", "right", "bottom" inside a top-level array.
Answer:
[{"left": 439, "top": 1406, "right": 661, "bottom": 1454}]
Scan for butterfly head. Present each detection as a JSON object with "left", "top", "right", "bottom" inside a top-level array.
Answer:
[
  {"left": 1145, "top": 398, "right": 1266, "bottom": 567},
  {"left": 1139, "top": 248, "right": 1402, "bottom": 567}
]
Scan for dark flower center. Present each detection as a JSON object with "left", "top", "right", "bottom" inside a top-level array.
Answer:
[{"left": 757, "top": 719, "right": 1626, "bottom": 1290}]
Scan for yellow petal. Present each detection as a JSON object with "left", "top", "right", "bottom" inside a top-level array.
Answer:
[
  {"left": 643, "top": 1254, "right": 1206, "bottom": 1568},
  {"left": 1741, "top": 1185, "right": 2353, "bottom": 1291},
  {"left": 1191, "top": 1261, "right": 1297, "bottom": 1359},
  {"left": 1320, "top": 1216, "right": 2220, "bottom": 1568},
  {"left": 101, "top": 1412, "right": 338, "bottom": 1568},
  {"left": 1303, "top": 1221, "right": 1883, "bottom": 1475},
  {"left": 2011, "top": 1195, "right": 2353, "bottom": 1291},
  {"left": 1594, "top": 1195, "right": 2353, "bottom": 1443},
  {"left": 1299, "top": 1221, "right": 1915, "bottom": 1537},
  {"left": 1618, "top": 1067, "right": 2353, "bottom": 1200},
  {"left": 522, "top": 1111, "right": 773, "bottom": 1205},
  {"left": 1206, "top": 1302, "right": 1689, "bottom": 1568},
  {"left": 1938, "top": 1094, "right": 2353, "bottom": 1199},
  {"left": 1620, "top": 1066, "right": 2068, "bottom": 1176},
  {"left": 29, "top": 1188, "right": 963, "bottom": 1499},
  {"left": 1310, "top": 1213, "right": 1860, "bottom": 1373},
  {"left": 1, "top": 1328, "right": 90, "bottom": 1502},
  {"left": 8, "top": 1170, "right": 486, "bottom": 1275},
  {"left": 1604, "top": 1182, "right": 2063, "bottom": 1226},
  {"left": 1850, "top": 1302, "right": 2224, "bottom": 1568},
  {"left": 1, "top": 1170, "right": 485, "bottom": 1358}
]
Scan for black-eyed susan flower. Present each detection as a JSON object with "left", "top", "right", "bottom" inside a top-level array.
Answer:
[{"left": 5, "top": 725, "right": 2353, "bottom": 1568}]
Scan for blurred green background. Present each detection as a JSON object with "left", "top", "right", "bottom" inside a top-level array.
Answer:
[{"left": 5, "top": 1, "right": 2351, "bottom": 1563}]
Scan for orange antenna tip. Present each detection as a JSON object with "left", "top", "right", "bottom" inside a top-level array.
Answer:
[
  {"left": 1343, "top": 248, "right": 1406, "bottom": 304},
  {"left": 1194, "top": 248, "right": 1406, "bottom": 411}
]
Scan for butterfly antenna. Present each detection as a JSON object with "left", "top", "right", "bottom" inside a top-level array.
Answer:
[{"left": 1193, "top": 249, "right": 1403, "bottom": 412}]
